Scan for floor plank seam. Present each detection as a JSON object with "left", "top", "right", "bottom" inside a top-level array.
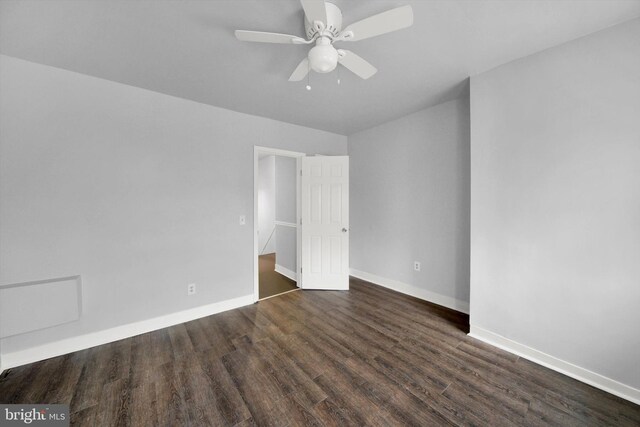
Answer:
[{"left": 440, "top": 383, "right": 452, "bottom": 395}]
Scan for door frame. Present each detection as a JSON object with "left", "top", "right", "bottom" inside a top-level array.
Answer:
[{"left": 253, "top": 146, "right": 305, "bottom": 302}]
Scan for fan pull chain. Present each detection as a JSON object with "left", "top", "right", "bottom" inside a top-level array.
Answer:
[
  {"left": 306, "top": 61, "right": 312, "bottom": 91},
  {"left": 337, "top": 66, "right": 341, "bottom": 85}
]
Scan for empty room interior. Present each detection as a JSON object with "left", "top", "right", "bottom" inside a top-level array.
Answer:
[{"left": 1, "top": 0, "right": 639, "bottom": 425}]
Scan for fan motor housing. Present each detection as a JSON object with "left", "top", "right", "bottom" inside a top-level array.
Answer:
[{"left": 305, "top": 2, "right": 342, "bottom": 39}]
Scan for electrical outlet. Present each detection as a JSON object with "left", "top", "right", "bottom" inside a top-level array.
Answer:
[
  {"left": 414, "top": 261, "right": 421, "bottom": 272},
  {"left": 187, "top": 283, "right": 196, "bottom": 296},
  {"left": 239, "top": 215, "right": 246, "bottom": 225}
]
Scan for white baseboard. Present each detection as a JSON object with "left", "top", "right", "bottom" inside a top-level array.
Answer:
[
  {"left": 349, "top": 268, "right": 469, "bottom": 314},
  {"left": 0, "top": 294, "right": 254, "bottom": 372},
  {"left": 275, "top": 264, "right": 297, "bottom": 282},
  {"left": 469, "top": 325, "right": 640, "bottom": 405}
]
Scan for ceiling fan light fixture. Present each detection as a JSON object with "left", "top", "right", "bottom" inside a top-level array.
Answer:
[
  {"left": 236, "top": 1, "right": 414, "bottom": 82},
  {"left": 308, "top": 39, "right": 338, "bottom": 73}
]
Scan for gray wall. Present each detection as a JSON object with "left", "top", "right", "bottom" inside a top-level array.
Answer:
[
  {"left": 275, "top": 156, "right": 297, "bottom": 223},
  {"left": 274, "top": 156, "right": 297, "bottom": 273},
  {"left": 0, "top": 55, "right": 347, "bottom": 356},
  {"left": 274, "top": 227, "right": 296, "bottom": 275},
  {"left": 258, "top": 156, "right": 276, "bottom": 254},
  {"left": 348, "top": 98, "right": 470, "bottom": 308},
  {"left": 470, "top": 19, "right": 640, "bottom": 389}
]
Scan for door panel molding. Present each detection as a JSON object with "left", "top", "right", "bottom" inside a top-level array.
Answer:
[{"left": 301, "top": 156, "right": 349, "bottom": 290}]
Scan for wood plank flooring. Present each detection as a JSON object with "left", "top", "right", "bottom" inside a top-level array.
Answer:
[
  {"left": 259, "top": 253, "right": 298, "bottom": 300},
  {"left": 1, "top": 278, "right": 638, "bottom": 426}
]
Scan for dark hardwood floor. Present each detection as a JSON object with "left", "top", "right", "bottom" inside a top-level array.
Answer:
[
  {"left": 259, "top": 253, "right": 298, "bottom": 300},
  {"left": 1, "top": 278, "right": 638, "bottom": 426}
]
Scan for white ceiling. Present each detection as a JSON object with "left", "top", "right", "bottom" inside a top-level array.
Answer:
[{"left": 1, "top": 0, "right": 639, "bottom": 135}]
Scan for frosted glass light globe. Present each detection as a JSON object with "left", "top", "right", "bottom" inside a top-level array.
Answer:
[{"left": 308, "top": 44, "right": 338, "bottom": 73}]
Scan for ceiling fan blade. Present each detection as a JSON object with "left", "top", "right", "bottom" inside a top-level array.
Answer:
[
  {"left": 288, "top": 58, "right": 310, "bottom": 81},
  {"left": 235, "top": 30, "right": 307, "bottom": 44},
  {"left": 300, "top": 0, "right": 327, "bottom": 25},
  {"left": 338, "top": 50, "right": 377, "bottom": 79},
  {"left": 340, "top": 5, "right": 413, "bottom": 42}
]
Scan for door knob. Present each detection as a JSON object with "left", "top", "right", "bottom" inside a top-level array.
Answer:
[{"left": 342, "top": 228, "right": 348, "bottom": 233}]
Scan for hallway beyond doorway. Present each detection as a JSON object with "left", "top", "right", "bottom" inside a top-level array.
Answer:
[{"left": 259, "top": 253, "right": 297, "bottom": 299}]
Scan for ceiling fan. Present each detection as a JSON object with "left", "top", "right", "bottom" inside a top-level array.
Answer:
[{"left": 235, "top": 0, "right": 413, "bottom": 83}]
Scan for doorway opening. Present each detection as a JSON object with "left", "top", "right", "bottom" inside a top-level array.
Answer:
[{"left": 254, "top": 147, "right": 304, "bottom": 301}]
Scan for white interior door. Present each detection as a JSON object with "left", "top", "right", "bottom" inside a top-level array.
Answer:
[{"left": 301, "top": 156, "right": 349, "bottom": 290}]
